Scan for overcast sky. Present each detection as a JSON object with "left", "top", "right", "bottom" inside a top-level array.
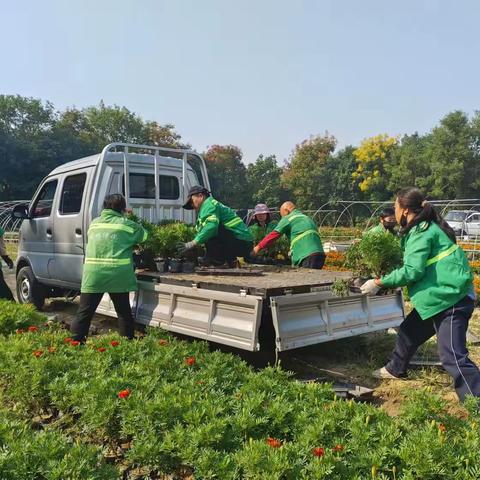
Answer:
[{"left": 2, "top": 0, "right": 480, "bottom": 164}]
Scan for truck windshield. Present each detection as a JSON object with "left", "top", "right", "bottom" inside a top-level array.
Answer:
[{"left": 445, "top": 211, "right": 468, "bottom": 222}]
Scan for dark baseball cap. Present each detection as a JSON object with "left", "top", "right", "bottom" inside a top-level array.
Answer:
[{"left": 182, "top": 185, "right": 211, "bottom": 209}]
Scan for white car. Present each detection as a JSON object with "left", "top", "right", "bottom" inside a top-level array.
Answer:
[{"left": 444, "top": 210, "right": 480, "bottom": 238}]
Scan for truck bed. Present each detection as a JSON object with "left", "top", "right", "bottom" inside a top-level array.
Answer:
[{"left": 136, "top": 267, "right": 351, "bottom": 298}]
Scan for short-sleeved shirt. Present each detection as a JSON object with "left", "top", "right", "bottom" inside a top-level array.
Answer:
[
  {"left": 274, "top": 209, "right": 323, "bottom": 266},
  {"left": 81, "top": 209, "right": 148, "bottom": 293}
]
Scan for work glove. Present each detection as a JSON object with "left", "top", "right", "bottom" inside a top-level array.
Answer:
[
  {"left": 360, "top": 279, "right": 380, "bottom": 296},
  {"left": 177, "top": 241, "right": 197, "bottom": 256},
  {"left": 1, "top": 256, "right": 13, "bottom": 269}
]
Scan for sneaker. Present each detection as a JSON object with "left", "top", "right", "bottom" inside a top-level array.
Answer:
[{"left": 372, "top": 366, "right": 401, "bottom": 380}]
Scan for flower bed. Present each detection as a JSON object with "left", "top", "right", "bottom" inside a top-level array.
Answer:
[{"left": 0, "top": 303, "right": 480, "bottom": 479}]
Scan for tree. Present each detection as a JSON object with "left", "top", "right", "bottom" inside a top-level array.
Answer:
[
  {"left": 352, "top": 134, "right": 398, "bottom": 201},
  {"left": 386, "top": 133, "right": 431, "bottom": 194},
  {"left": 282, "top": 134, "right": 337, "bottom": 210},
  {"left": 325, "top": 146, "right": 357, "bottom": 201},
  {"left": 203, "top": 145, "right": 251, "bottom": 208},
  {"left": 246, "top": 154, "right": 287, "bottom": 207}
]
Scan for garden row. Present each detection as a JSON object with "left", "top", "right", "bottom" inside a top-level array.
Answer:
[{"left": 0, "top": 300, "right": 480, "bottom": 479}]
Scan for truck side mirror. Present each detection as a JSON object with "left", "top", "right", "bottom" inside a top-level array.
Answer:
[{"left": 11, "top": 204, "right": 30, "bottom": 220}]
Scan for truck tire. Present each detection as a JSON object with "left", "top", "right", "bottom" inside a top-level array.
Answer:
[{"left": 16, "top": 266, "right": 46, "bottom": 310}]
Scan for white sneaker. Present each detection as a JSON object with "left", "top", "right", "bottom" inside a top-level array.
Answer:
[{"left": 372, "top": 366, "right": 401, "bottom": 380}]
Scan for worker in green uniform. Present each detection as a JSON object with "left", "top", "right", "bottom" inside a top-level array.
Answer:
[
  {"left": 0, "top": 226, "right": 15, "bottom": 301},
  {"left": 248, "top": 203, "right": 278, "bottom": 240},
  {"left": 361, "top": 187, "right": 480, "bottom": 401},
  {"left": 70, "top": 194, "right": 148, "bottom": 342},
  {"left": 252, "top": 201, "right": 325, "bottom": 269},
  {"left": 365, "top": 207, "right": 397, "bottom": 235},
  {"left": 178, "top": 186, "right": 253, "bottom": 268}
]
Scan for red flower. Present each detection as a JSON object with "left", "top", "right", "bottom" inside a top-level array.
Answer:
[
  {"left": 111, "top": 340, "right": 120, "bottom": 347},
  {"left": 185, "top": 356, "right": 196, "bottom": 366},
  {"left": 28, "top": 326, "right": 38, "bottom": 332},
  {"left": 70, "top": 340, "right": 80, "bottom": 346},
  {"left": 16, "top": 328, "right": 25, "bottom": 334},
  {"left": 98, "top": 347, "right": 106, "bottom": 352},
  {"left": 48, "top": 347, "right": 56, "bottom": 353},
  {"left": 266, "top": 437, "right": 282, "bottom": 448},
  {"left": 158, "top": 339, "right": 168, "bottom": 346},
  {"left": 439, "top": 423, "right": 446, "bottom": 433},
  {"left": 64, "top": 337, "right": 73, "bottom": 344},
  {"left": 33, "top": 350, "right": 43, "bottom": 358},
  {"left": 312, "top": 447, "right": 325, "bottom": 457},
  {"left": 118, "top": 389, "right": 130, "bottom": 399}
]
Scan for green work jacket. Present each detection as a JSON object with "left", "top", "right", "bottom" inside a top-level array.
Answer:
[
  {"left": 381, "top": 221, "right": 473, "bottom": 320},
  {"left": 249, "top": 221, "right": 278, "bottom": 243},
  {"left": 194, "top": 197, "right": 253, "bottom": 245},
  {"left": 274, "top": 209, "right": 323, "bottom": 266},
  {"left": 81, "top": 209, "right": 148, "bottom": 294}
]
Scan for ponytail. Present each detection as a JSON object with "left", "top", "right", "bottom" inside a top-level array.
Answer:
[{"left": 397, "top": 188, "right": 456, "bottom": 243}]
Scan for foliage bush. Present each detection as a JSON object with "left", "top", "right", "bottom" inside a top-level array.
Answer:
[
  {"left": 0, "top": 322, "right": 480, "bottom": 478},
  {"left": 345, "top": 232, "right": 403, "bottom": 278},
  {"left": 0, "top": 300, "right": 46, "bottom": 336}
]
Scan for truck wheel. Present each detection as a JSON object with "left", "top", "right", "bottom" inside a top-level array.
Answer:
[{"left": 16, "top": 266, "right": 46, "bottom": 310}]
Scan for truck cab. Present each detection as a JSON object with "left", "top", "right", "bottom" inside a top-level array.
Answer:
[{"left": 12, "top": 143, "right": 210, "bottom": 309}]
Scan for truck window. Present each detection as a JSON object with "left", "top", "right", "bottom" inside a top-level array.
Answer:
[
  {"left": 123, "top": 174, "right": 179, "bottom": 200},
  {"left": 59, "top": 173, "right": 87, "bottom": 215},
  {"left": 31, "top": 180, "right": 58, "bottom": 218}
]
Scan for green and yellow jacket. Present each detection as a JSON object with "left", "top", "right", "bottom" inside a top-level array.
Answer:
[
  {"left": 381, "top": 221, "right": 473, "bottom": 320},
  {"left": 249, "top": 221, "right": 278, "bottom": 243},
  {"left": 81, "top": 209, "right": 148, "bottom": 294},
  {"left": 194, "top": 197, "right": 253, "bottom": 245}
]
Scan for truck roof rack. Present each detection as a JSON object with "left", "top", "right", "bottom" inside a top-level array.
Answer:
[{"left": 98, "top": 142, "right": 211, "bottom": 222}]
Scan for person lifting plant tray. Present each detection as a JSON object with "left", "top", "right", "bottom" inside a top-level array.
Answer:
[
  {"left": 177, "top": 186, "right": 253, "bottom": 268},
  {"left": 251, "top": 201, "right": 325, "bottom": 269},
  {"left": 360, "top": 187, "right": 480, "bottom": 402}
]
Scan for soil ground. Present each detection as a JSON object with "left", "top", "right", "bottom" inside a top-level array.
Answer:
[{"left": 3, "top": 269, "right": 480, "bottom": 417}]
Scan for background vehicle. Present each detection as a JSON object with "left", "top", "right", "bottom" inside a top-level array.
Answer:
[
  {"left": 12, "top": 143, "right": 210, "bottom": 308},
  {"left": 444, "top": 210, "right": 480, "bottom": 237}
]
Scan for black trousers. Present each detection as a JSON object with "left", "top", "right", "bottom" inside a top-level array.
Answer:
[
  {"left": 300, "top": 253, "right": 326, "bottom": 269},
  {"left": 386, "top": 296, "right": 480, "bottom": 401},
  {"left": 205, "top": 225, "right": 253, "bottom": 266},
  {"left": 0, "top": 269, "right": 14, "bottom": 301},
  {"left": 70, "top": 292, "right": 134, "bottom": 342}
]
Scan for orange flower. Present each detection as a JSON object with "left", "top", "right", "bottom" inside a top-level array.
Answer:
[
  {"left": 312, "top": 447, "right": 325, "bottom": 457},
  {"left": 158, "top": 339, "right": 168, "bottom": 346},
  {"left": 438, "top": 423, "right": 446, "bottom": 434},
  {"left": 64, "top": 337, "right": 73, "bottom": 344},
  {"left": 266, "top": 437, "right": 282, "bottom": 448},
  {"left": 70, "top": 340, "right": 80, "bottom": 346},
  {"left": 111, "top": 340, "right": 120, "bottom": 347},
  {"left": 185, "top": 356, "right": 196, "bottom": 366},
  {"left": 48, "top": 347, "right": 56, "bottom": 353},
  {"left": 332, "top": 444, "right": 344, "bottom": 452},
  {"left": 33, "top": 350, "right": 43, "bottom": 358},
  {"left": 118, "top": 389, "right": 130, "bottom": 399},
  {"left": 28, "top": 326, "right": 38, "bottom": 332},
  {"left": 98, "top": 347, "right": 106, "bottom": 352}
]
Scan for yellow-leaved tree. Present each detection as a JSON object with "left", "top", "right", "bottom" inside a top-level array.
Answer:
[{"left": 352, "top": 134, "right": 398, "bottom": 200}]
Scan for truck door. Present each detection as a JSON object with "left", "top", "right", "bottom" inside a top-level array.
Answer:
[
  {"left": 23, "top": 178, "right": 59, "bottom": 281},
  {"left": 53, "top": 170, "right": 90, "bottom": 287}
]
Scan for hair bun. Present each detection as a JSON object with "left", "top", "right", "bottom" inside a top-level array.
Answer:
[{"left": 421, "top": 200, "right": 428, "bottom": 207}]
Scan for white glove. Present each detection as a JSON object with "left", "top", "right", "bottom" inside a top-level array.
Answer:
[{"left": 360, "top": 279, "right": 380, "bottom": 296}]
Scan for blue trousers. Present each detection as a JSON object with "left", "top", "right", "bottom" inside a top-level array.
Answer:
[{"left": 386, "top": 296, "right": 480, "bottom": 401}]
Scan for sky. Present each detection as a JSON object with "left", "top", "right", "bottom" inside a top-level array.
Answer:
[{"left": 1, "top": 0, "right": 480, "bottom": 164}]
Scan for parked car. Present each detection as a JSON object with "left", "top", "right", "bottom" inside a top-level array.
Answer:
[
  {"left": 444, "top": 210, "right": 480, "bottom": 237},
  {"left": 11, "top": 143, "right": 210, "bottom": 308}
]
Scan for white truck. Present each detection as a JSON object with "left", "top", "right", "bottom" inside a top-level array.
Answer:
[{"left": 12, "top": 143, "right": 404, "bottom": 353}]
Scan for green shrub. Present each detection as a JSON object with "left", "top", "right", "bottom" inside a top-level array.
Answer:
[
  {"left": 0, "top": 300, "right": 46, "bottom": 335},
  {"left": 345, "top": 231, "right": 403, "bottom": 278}
]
